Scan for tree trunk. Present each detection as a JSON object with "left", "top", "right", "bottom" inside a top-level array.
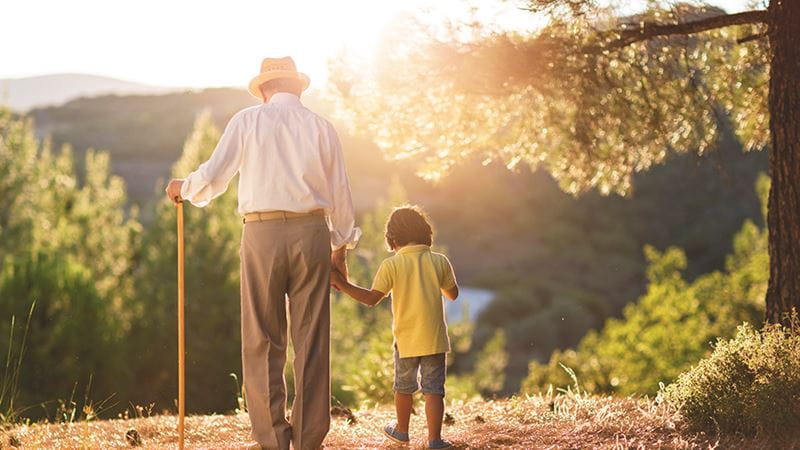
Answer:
[{"left": 765, "top": 0, "right": 800, "bottom": 325}]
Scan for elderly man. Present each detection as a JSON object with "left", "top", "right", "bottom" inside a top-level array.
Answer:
[{"left": 165, "top": 56, "right": 360, "bottom": 450}]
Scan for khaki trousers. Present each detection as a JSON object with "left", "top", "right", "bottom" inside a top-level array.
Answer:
[{"left": 240, "top": 215, "right": 331, "bottom": 450}]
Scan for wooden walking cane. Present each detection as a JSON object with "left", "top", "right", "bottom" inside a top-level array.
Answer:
[{"left": 176, "top": 200, "right": 186, "bottom": 450}]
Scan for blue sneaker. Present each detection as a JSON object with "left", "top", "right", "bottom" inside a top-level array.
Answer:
[
  {"left": 383, "top": 422, "right": 410, "bottom": 444},
  {"left": 428, "top": 438, "right": 453, "bottom": 449}
]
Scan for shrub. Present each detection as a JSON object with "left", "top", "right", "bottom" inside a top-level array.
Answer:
[
  {"left": 473, "top": 329, "right": 508, "bottom": 396},
  {"left": 0, "top": 252, "right": 126, "bottom": 418},
  {"left": 522, "top": 177, "right": 770, "bottom": 396},
  {"left": 661, "top": 316, "right": 800, "bottom": 435}
]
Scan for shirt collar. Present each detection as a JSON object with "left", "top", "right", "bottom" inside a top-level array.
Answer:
[
  {"left": 267, "top": 92, "right": 303, "bottom": 107},
  {"left": 396, "top": 244, "right": 431, "bottom": 255}
]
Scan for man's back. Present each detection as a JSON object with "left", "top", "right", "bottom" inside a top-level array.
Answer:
[
  {"left": 179, "top": 92, "right": 359, "bottom": 249},
  {"left": 235, "top": 94, "right": 341, "bottom": 215}
]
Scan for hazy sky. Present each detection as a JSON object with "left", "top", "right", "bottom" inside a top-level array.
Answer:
[{"left": 0, "top": 0, "right": 754, "bottom": 89}]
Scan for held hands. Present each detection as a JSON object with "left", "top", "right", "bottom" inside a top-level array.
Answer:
[
  {"left": 165, "top": 179, "right": 185, "bottom": 205},
  {"left": 331, "top": 246, "right": 348, "bottom": 279},
  {"left": 329, "top": 264, "right": 382, "bottom": 307},
  {"left": 330, "top": 268, "right": 347, "bottom": 291},
  {"left": 330, "top": 246, "right": 348, "bottom": 292}
]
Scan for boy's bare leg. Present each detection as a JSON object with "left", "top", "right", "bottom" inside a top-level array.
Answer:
[
  {"left": 424, "top": 394, "right": 444, "bottom": 441},
  {"left": 395, "top": 392, "right": 413, "bottom": 433}
]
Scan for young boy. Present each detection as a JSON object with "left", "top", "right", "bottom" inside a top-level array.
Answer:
[{"left": 330, "top": 206, "right": 459, "bottom": 449}]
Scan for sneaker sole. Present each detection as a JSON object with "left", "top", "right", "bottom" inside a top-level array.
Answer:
[{"left": 383, "top": 429, "right": 410, "bottom": 445}]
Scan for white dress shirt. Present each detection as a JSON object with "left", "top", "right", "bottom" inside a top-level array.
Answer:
[{"left": 180, "top": 92, "right": 361, "bottom": 249}]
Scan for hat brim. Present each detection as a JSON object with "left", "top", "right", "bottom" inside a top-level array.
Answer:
[{"left": 248, "top": 71, "right": 310, "bottom": 100}]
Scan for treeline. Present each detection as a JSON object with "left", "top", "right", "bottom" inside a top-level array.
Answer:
[
  {"left": 2, "top": 105, "right": 783, "bottom": 427},
  {"left": 523, "top": 177, "right": 768, "bottom": 394},
  {"left": 26, "top": 90, "right": 769, "bottom": 393},
  {"left": 1, "top": 109, "right": 141, "bottom": 419}
]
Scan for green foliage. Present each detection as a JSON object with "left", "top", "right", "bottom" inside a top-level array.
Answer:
[
  {"left": 442, "top": 319, "right": 482, "bottom": 401},
  {"left": 0, "top": 77, "right": 778, "bottom": 420},
  {"left": 0, "top": 109, "right": 38, "bottom": 254},
  {"left": 331, "top": 177, "right": 405, "bottom": 406},
  {"left": 0, "top": 252, "right": 125, "bottom": 416},
  {"left": 336, "top": 327, "right": 395, "bottom": 406},
  {"left": 473, "top": 329, "right": 508, "bottom": 396},
  {"left": 24, "top": 91, "right": 770, "bottom": 399},
  {"left": 522, "top": 176, "right": 769, "bottom": 395},
  {"left": 0, "top": 109, "right": 139, "bottom": 419},
  {"left": 331, "top": 3, "right": 768, "bottom": 195},
  {"left": 0, "top": 107, "right": 140, "bottom": 315},
  {"left": 131, "top": 113, "right": 242, "bottom": 413},
  {"left": 0, "top": 301, "right": 34, "bottom": 423},
  {"left": 662, "top": 317, "right": 800, "bottom": 434}
]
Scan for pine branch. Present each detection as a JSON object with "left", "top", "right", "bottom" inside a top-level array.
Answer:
[{"left": 605, "top": 10, "right": 769, "bottom": 50}]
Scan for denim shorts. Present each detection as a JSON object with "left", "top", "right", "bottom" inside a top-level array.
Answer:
[{"left": 393, "top": 346, "right": 446, "bottom": 396}]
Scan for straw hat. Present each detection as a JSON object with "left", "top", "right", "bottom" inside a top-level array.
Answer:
[{"left": 248, "top": 57, "right": 310, "bottom": 100}]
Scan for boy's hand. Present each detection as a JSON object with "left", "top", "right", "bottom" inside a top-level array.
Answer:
[
  {"left": 331, "top": 246, "right": 348, "bottom": 279},
  {"left": 330, "top": 269, "right": 347, "bottom": 290}
]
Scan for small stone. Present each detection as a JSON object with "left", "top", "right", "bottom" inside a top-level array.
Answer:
[
  {"left": 330, "top": 406, "right": 357, "bottom": 425},
  {"left": 125, "top": 428, "right": 142, "bottom": 446},
  {"left": 474, "top": 415, "right": 485, "bottom": 424},
  {"left": 443, "top": 412, "right": 455, "bottom": 426}
]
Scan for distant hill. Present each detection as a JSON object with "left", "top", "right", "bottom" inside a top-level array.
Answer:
[{"left": 0, "top": 73, "right": 175, "bottom": 111}]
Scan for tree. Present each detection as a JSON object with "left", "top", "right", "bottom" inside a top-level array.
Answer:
[
  {"left": 330, "top": 1, "right": 799, "bottom": 324},
  {"left": 522, "top": 176, "right": 769, "bottom": 395},
  {"left": 131, "top": 113, "right": 242, "bottom": 413},
  {"left": 473, "top": 329, "right": 509, "bottom": 396},
  {"left": 0, "top": 108, "right": 141, "bottom": 325},
  {"left": 0, "top": 252, "right": 126, "bottom": 417},
  {"left": 0, "top": 108, "right": 140, "bottom": 417}
]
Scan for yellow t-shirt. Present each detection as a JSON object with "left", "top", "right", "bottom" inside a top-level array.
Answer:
[{"left": 371, "top": 244, "right": 457, "bottom": 358}]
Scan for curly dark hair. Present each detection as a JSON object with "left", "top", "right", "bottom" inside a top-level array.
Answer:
[{"left": 385, "top": 205, "right": 433, "bottom": 250}]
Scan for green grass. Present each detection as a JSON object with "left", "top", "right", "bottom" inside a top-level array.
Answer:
[{"left": 0, "top": 301, "right": 35, "bottom": 424}]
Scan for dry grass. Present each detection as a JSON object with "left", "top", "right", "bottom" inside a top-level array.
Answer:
[{"left": 1, "top": 395, "right": 797, "bottom": 449}]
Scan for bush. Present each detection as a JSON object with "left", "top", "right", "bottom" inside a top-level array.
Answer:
[
  {"left": 661, "top": 316, "right": 800, "bottom": 435},
  {"left": 0, "top": 252, "right": 126, "bottom": 418},
  {"left": 522, "top": 176, "right": 770, "bottom": 396},
  {"left": 131, "top": 114, "right": 242, "bottom": 414}
]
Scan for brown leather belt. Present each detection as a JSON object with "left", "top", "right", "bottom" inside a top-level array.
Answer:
[{"left": 243, "top": 209, "right": 325, "bottom": 223}]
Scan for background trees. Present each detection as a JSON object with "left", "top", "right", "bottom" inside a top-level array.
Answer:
[
  {"left": 329, "top": 1, "right": 799, "bottom": 323},
  {"left": 523, "top": 176, "right": 769, "bottom": 395},
  {"left": 0, "top": 10, "right": 788, "bottom": 414},
  {"left": 0, "top": 73, "right": 773, "bottom": 413},
  {"left": 130, "top": 114, "right": 243, "bottom": 413},
  {"left": 0, "top": 110, "right": 139, "bottom": 418}
]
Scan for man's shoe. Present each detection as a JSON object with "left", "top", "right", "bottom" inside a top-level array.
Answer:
[
  {"left": 383, "top": 422, "right": 410, "bottom": 444},
  {"left": 428, "top": 438, "right": 453, "bottom": 449}
]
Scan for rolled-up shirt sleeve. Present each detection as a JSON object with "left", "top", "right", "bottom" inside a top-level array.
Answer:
[
  {"left": 180, "top": 114, "right": 244, "bottom": 207},
  {"left": 325, "top": 125, "right": 361, "bottom": 250}
]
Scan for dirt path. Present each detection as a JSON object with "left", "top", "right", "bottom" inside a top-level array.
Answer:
[{"left": 0, "top": 396, "right": 786, "bottom": 449}]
